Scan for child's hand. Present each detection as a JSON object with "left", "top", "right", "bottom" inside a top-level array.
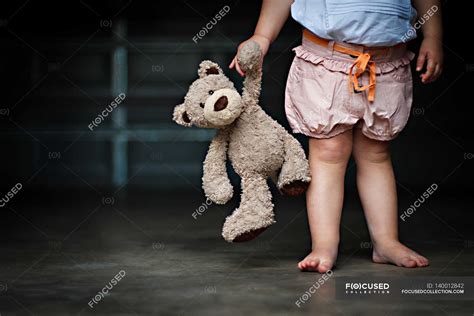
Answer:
[
  {"left": 416, "top": 37, "right": 444, "bottom": 83},
  {"left": 229, "top": 34, "right": 270, "bottom": 76}
]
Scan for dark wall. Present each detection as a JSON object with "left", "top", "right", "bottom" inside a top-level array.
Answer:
[{"left": 1, "top": 0, "right": 472, "bottom": 193}]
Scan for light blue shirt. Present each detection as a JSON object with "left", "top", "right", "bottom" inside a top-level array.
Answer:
[{"left": 291, "top": 0, "right": 418, "bottom": 46}]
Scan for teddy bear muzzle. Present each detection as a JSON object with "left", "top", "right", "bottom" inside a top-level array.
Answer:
[{"left": 203, "top": 88, "right": 243, "bottom": 127}]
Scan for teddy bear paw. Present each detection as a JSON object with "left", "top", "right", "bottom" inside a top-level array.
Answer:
[
  {"left": 204, "top": 182, "right": 234, "bottom": 205},
  {"left": 237, "top": 41, "right": 261, "bottom": 73},
  {"left": 222, "top": 210, "right": 275, "bottom": 242},
  {"left": 232, "top": 227, "right": 268, "bottom": 242},
  {"left": 279, "top": 179, "right": 310, "bottom": 197}
]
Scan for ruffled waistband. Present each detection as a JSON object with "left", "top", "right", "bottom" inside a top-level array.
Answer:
[{"left": 293, "top": 45, "right": 415, "bottom": 75}]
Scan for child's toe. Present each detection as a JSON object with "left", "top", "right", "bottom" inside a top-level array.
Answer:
[
  {"left": 317, "top": 262, "right": 332, "bottom": 273},
  {"left": 401, "top": 257, "right": 417, "bottom": 268},
  {"left": 415, "top": 256, "right": 429, "bottom": 267}
]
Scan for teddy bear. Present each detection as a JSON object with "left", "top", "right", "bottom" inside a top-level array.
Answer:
[{"left": 173, "top": 41, "right": 311, "bottom": 242}]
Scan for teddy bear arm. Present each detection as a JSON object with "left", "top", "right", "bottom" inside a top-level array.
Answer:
[
  {"left": 237, "top": 41, "right": 263, "bottom": 106},
  {"left": 202, "top": 129, "right": 234, "bottom": 204},
  {"left": 242, "top": 71, "right": 262, "bottom": 106}
]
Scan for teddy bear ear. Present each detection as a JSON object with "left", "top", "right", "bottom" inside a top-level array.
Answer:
[
  {"left": 172, "top": 103, "right": 192, "bottom": 127},
  {"left": 198, "top": 60, "right": 223, "bottom": 78}
]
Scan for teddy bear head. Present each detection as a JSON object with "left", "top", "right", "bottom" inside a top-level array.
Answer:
[{"left": 173, "top": 61, "right": 243, "bottom": 128}]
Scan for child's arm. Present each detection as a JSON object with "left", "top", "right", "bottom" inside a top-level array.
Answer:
[
  {"left": 229, "top": 0, "right": 293, "bottom": 76},
  {"left": 412, "top": 0, "right": 444, "bottom": 83}
]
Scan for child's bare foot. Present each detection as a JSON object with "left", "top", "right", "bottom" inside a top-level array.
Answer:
[
  {"left": 298, "top": 244, "right": 338, "bottom": 273},
  {"left": 372, "top": 240, "right": 429, "bottom": 268}
]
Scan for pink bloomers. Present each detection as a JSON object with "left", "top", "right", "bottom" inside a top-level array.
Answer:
[{"left": 285, "top": 35, "right": 415, "bottom": 141}]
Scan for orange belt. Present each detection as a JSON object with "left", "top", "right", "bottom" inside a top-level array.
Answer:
[{"left": 303, "top": 29, "right": 394, "bottom": 102}]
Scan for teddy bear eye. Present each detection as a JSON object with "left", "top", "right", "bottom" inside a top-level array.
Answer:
[
  {"left": 199, "top": 102, "right": 204, "bottom": 108},
  {"left": 208, "top": 90, "right": 214, "bottom": 95}
]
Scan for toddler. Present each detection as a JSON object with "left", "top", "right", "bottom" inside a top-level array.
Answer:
[{"left": 230, "top": 0, "right": 443, "bottom": 272}]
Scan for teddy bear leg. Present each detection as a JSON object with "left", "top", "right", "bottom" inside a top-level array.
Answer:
[
  {"left": 277, "top": 134, "right": 311, "bottom": 196},
  {"left": 222, "top": 175, "right": 275, "bottom": 242}
]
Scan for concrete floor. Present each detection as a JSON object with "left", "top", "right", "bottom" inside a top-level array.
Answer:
[{"left": 0, "top": 189, "right": 473, "bottom": 315}]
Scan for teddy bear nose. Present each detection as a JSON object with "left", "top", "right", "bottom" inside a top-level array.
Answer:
[{"left": 214, "top": 96, "right": 228, "bottom": 111}]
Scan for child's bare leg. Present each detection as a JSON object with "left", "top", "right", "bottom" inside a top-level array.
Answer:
[
  {"left": 352, "top": 128, "right": 429, "bottom": 268},
  {"left": 298, "top": 129, "right": 352, "bottom": 272}
]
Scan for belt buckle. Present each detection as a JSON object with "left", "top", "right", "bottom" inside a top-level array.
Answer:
[{"left": 353, "top": 82, "right": 363, "bottom": 94}]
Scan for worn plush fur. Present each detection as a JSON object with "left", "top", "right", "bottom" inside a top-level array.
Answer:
[{"left": 173, "top": 41, "right": 311, "bottom": 242}]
